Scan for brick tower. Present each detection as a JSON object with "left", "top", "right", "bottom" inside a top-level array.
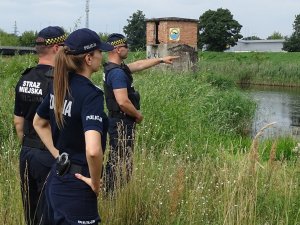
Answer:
[{"left": 146, "top": 17, "right": 198, "bottom": 72}]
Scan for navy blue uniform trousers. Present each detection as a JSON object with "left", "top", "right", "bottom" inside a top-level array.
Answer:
[
  {"left": 105, "top": 117, "right": 136, "bottom": 192},
  {"left": 46, "top": 165, "right": 100, "bottom": 224},
  {"left": 19, "top": 146, "right": 55, "bottom": 225}
]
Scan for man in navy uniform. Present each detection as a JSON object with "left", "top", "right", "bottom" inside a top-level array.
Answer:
[
  {"left": 103, "top": 33, "right": 178, "bottom": 193},
  {"left": 14, "top": 26, "right": 66, "bottom": 225}
]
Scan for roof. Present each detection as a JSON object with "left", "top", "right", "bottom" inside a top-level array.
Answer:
[
  {"left": 145, "top": 17, "right": 198, "bottom": 23},
  {"left": 238, "top": 39, "right": 285, "bottom": 43}
]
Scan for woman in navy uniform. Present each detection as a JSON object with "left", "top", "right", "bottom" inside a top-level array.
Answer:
[{"left": 33, "top": 28, "right": 113, "bottom": 224}]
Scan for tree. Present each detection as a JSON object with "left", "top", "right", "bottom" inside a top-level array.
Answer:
[
  {"left": 123, "top": 10, "right": 146, "bottom": 51},
  {"left": 267, "top": 31, "right": 284, "bottom": 40},
  {"left": 242, "top": 36, "right": 261, "bottom": 40},
  {"left": 99, "top": 32, "right": 109, "bottom": 42},
  {"left": 0, "top": 29, "right": 19, "bottom": 46},
  {"left": 19, "top": 31, "right": 37, "bottom": 46},
  {"left": 198, "top": 8, "right": 243, "bottom": 51},
  {"left": 283, "top": 14, "right": 300, "bottom": 52}
]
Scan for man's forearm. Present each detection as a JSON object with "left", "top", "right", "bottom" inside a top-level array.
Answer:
[
  {"left": 119, "top": 100, "right": 141, "bottom": 119},
  {"left": 33, "top": 114, "right": 59, "bottom": 158},
  {"left": 16, "top": 127, "right": 24, "bottom": 142},
  {"left": 14, "top": 115, "right": 24, "bottom": 143},
  {"left": 128, "top": 58, "right": 162, "bottom": 73},
  {"left": 128, "top": 56, "right": 178, "bottom": 73}
]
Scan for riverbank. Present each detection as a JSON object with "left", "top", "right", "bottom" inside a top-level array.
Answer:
[{"left": 199, "top": 52, "right": 300, "bottom": 87}]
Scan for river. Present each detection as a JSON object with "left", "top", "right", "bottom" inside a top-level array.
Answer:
[{"left": 244, "top": 85, "right": 300, "bottom": 140}]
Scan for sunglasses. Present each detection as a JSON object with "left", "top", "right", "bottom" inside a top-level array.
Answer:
[{"left": 115, "top": 44, "right": 128, "bottom": 49}]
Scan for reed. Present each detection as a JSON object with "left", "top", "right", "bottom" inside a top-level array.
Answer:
[
  {"left": 99, "top": 139, "right": 300, "bottom": 225},
  {"left": 199, "top": 52, "right": 300, "bottom": 86}
]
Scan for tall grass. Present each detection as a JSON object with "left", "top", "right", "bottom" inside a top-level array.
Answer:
[
  {"left": 134, "top": 69, "right": 255, "bottom": 156},
  {"left": 199, "top": 52, "right": 300, "bottom": 86},
  {"left": 0, "top": 54, "right": 37, "bottom": 142},
  {"left": 1, "top": 126, "right": 300, "bottom": 224},
  {"left": 0, "top": 126, "right": 24, "bottom": 224},
  {"left": 1, "top": 53, "right": 300, "bottom": 224},
  {"left": 100, "top": 124, "right": 300, "bottom": 225}
]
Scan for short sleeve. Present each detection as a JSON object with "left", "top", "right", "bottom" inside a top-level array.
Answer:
[
  {"left": 108, "top": 69, "right": 128, "bottom": 89},
  {"left": 81, "top": 91, "right": 105, "bottom": 133},
  {"left": 36, "top": 93, "right": 50, "bottom": 120},
  {"left": 14, "top": 83, "right": 23, "bottom": 116}
]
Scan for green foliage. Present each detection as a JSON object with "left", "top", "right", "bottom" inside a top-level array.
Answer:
[
  {"left": 0, "top": 29, "right": 19, "bottom": 46},
  {"left": 242, "top": 36, "right": 261, "bottom": 40},
  {"left": 99, "top": 32, "right": 109, "bottom": 42},
  {"left": 267, "top": 31, "right": 284, "bottom": 40},
  {"left": 283, "top": 14, "right": 300, "bottom": 52},
  {"left": 259, "top": 137, "right": 297, "bottom": 161},
  {"left": 134, "top": 70, "right": 255, "bottom": 154},
  {"left": 199, "top": 51, "right": 300, "bottom": 86},
  {"left": 199, "top": 8, "right": 243, "bottom": 52},
  {"left": 99, "top": 147, "right": 300, "bottom": 225},
  {"left": 0, "top": 54, "right": 37, "bottom": 141},
  {"left": 19, "top": 31, "right": 37, "bottom": 47},
  {"left": 205, "top": 72, "right": 235, "bottom": 89},
  {"left": 123, "top": 10, "right": 146, "bottom": 51},
  {"left": 2, "top": 135, "right": 300, "bottom": 224},
  {"left": 283, "top": 34, "right": 300, "bottom": 52},
  {"left": 204, "top": 87, "right": 256, "bottom": 136}
]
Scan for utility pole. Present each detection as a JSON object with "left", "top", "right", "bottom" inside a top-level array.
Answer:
[
  {"left": 85, "top": 0, "right": 90, "bottom": 28},
  {"left": 14, "top": 21, "right": 18, "bottom": 36}
]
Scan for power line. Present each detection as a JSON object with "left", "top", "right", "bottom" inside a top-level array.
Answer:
[{"left": 85, "top": 0, "right": 90, "bottom": 28}]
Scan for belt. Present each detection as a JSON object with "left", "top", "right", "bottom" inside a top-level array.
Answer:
[
  {"left": 69, "top": 164, "right": 103, "bottom": 178},
  {"left": 68, "top": 163, "right": 83, "bottom": 175},
  {"left": 23, "top": 137, "right": 47, "bottom": 151},
  {"left": 60, "top": 163, "right": 101, "bottom": 178}
]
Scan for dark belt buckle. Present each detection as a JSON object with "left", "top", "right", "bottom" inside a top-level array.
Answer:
[{"left": 56, "top": 153, "right": 71, "bottom": 176}]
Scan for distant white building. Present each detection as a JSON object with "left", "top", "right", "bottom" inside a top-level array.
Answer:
[{"left": 226, "top": 39, "right": 285, "bottom": 52}]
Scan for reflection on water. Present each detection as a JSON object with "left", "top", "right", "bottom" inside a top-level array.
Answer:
[{"left": 244, "top": 85, "right": 300, "bottom": 139}]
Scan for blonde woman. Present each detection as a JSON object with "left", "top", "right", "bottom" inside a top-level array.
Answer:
[{"left": 33, "top": 28, "right": 113, "bottom": 224}]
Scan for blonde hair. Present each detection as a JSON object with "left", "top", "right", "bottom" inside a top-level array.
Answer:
[{"left": 53, "top": 46, "right": 93, "bottom": 128}]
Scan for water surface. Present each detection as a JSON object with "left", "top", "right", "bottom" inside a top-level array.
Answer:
[{"left": 244, "top": 85, "right": 300, "bottom": 140}]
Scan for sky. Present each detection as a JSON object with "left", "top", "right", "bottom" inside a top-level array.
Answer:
[{"left": 0, "top": 0, "right": 299, "bottom": 39}]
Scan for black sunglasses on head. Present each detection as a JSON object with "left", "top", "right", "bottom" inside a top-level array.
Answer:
[{"left": 115, "top": 44, "right": 128, "bottom": 49}]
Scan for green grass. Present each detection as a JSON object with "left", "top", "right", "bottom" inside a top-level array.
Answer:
[
  {"left": 100, "top": 144, "right": 300, "bottom": 225},
  {"left": 199, "top": 52, "right": 300, "bottom": 86},
  {"left": 0, "top": 126, "right": 24, "bottom": 224},
  {"left": 1, "top": 52, "right": 300, "bottom": 224}
]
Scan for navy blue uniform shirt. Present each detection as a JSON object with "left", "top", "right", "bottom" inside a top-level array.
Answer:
[
  {"left": 106, "top": 68, "right": 130, "bottom": 89},
  {"left": 37, "top": 73, "right": 108, "bottom": 165},
  {"left": 14, "top": 64, "right": 52, "bottom": 120}
]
